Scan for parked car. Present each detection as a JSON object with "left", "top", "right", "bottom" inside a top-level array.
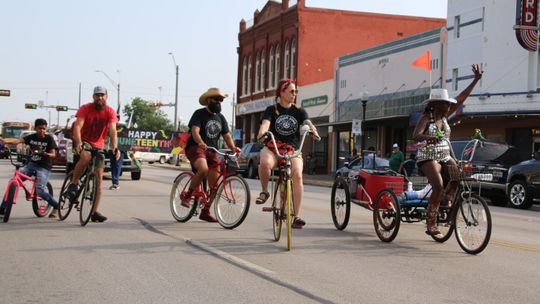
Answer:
[
  {"left": 237, "top": 142, "right": 264, "bottom": 178},
  {"left": 104, "top": 151, "right": 142, "bottom": 180},
  {"left": 334, "top": 154, "right": 390, "bottom": 178},
  {"left": 133, "top": 151, "right": 172, "bottom": 164},
  {"left": 66, "top": 145, "right": 142, "bottom": 180},
  {"left": 0, "top": 138, "right": 10, "bottom": 159},
  {"left": 451, "top": 140, "right": 523, "bottom": 205},
  {"left": 52, "top": 138, "right": 69, "bottom": 167},
  {"left": 506, "top": 152, "right": 540, "bottom": 209}
]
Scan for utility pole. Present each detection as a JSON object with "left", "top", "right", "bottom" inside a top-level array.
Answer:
[
  {"left": 169, "top": 52, "right": 179, "bottom": 131},
  {"left": 95, "top": 69, "right": 121, "bottom": 116}
]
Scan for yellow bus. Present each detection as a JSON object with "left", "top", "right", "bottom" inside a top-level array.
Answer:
[{"left": 1, "top": 121, "right": 32, "bottom": 153}]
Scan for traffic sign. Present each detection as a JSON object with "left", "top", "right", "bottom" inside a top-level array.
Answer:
[
  {"left": 25, "top": 103, "right": 38, "bottom": 109},
  {"left": 56, "top": 105, "right": 68, "bottom": 111},
  {"left": 0, "top": 89, "right": 10, "bottom": 97}
]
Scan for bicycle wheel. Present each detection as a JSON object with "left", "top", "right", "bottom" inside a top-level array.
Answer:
[
  {"left": 285, "top": 179, "right": 292, "bottom": 251},
  {"left": 373, "top": 189, "right": 400, "bottom": 242},
  {"left": 170, "top": 172, "right": 198, "bottom": 222},
  {"left": 331, "top": 177, "right": 351, "bottom": 230},
  {"left": 214, "top": 175, "right": 251, "bottom": 229},
  {"left": 454, "top": 193, "right": 492, "bottom": 254},
  {"left": 271, "top": 178, "right": 283, "bottom": 242},
  {"left": 79, "top": 172, "right": 98, "bottom": 226},
  {"left": 431, "top": 208, "right": 454, "bottom": 243},
  {"left": 58, "top": 173, "right": 74, "bottom": 221},
  {"left": 2, "top": 183, "right": 17, "bottom": 223},
  {"left": 32, "top": 182, "right": 54, "bottom": 217}
]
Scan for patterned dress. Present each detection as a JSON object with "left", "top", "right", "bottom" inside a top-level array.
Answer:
[{"left": 416, "top": 117, "right": 452, "bottom": 163}]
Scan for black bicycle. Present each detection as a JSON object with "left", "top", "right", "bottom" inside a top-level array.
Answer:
[
  {"left": 57, "top": 148, "right": 102, "bottom": 226},
  {"left": 372, "top": 137, "right": 492, "bottom": 254}
]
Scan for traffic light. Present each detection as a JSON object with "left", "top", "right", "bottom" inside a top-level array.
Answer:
[
  {"left": 25, "top": 103, "right": 38, "bottom": 109},
  {"left": 0, "top": 89, "right": 10, "bottom": 96},
  {"left": 56, "top": 105, "right": 68, "bottom": 111},
  {"left": 150, "top": 102, "right": 162, "bottom": 108}
]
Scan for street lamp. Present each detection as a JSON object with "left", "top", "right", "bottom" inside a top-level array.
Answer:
[
  {"left": 168, "top": 52, "right": 179, "bottom": 131},
  {"left": 360, "top": 91, "right": 369, "bottom": 154},
  {"left": 95, "top": 69, "right": 121, "bottom": 115}
]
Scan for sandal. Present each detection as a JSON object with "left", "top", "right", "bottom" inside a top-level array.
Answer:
[{"left": 256, "top": 191, "right": 270, "bottom": 205}]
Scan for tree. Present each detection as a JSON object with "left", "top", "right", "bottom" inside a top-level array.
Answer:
[
  {"left": 123, "top": 97, "right": 174, "bottom": 130},
  {"left": 177, "top": 122, "right": 189, "bottom": 133}
]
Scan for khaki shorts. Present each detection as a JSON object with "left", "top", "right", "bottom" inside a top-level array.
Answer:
[{"left": 78, "top": 142, "right": 105, "bottom": 169}]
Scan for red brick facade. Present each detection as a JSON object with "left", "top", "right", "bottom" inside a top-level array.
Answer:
[{"left": 237, "top": 0, "right": 445, "bottom": 104}]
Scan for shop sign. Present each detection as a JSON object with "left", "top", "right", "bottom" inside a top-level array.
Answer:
[
  {"left": 531, "top": 128, "right": 540, "bottom": 136},
  {"left": 301, "top": 95, "right": 328, "bottom": 108},
  {"left": 236, "top": 98, "right": 274, "bottom": 115},
  {"left": 514, "top": 0, "right": 538, "bottom": 51}
]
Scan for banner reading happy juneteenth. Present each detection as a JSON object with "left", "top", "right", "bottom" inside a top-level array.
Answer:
[{"left": 117, "top": 128, "right": 190, "bottom": 155}]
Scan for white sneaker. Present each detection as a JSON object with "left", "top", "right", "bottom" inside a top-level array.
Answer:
[{"left": 109, "top": 184, "right": 120, "bottom": 190}]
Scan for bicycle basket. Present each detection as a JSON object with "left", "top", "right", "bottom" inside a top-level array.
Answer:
[{"left": 225, "top": 157, "right": 240, "bottom": 173}]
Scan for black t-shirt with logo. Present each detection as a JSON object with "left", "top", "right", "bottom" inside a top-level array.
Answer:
[
  {"left": 186, "top": 108, "right": 230, "bottom": 149},
  {"left": 24, "top": 133, "right": 57, "bottom": 170},
  {"left": 262, "top": 104, "right": 308, "bottom": 149}
]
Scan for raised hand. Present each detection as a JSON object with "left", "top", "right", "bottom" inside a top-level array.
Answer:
[{"left": 472, "top": 64, "right": 483, "bottom": 81}]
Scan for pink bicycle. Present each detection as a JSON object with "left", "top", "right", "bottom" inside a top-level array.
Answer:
[{"left": 1, "top": 153, "right": 54, "bottom": 223}]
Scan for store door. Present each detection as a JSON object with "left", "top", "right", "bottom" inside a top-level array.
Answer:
[{"left": 336, "top": 131, "right": 352, "bottom": 169}]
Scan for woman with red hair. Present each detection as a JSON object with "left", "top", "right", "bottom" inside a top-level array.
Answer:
[{"left": 256, "top": 79, "right": 320, "bottom": 228}]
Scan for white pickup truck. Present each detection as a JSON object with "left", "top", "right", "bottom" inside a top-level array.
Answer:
[{"left": 133, "top": 151, "right": 172, "bottom": 164}]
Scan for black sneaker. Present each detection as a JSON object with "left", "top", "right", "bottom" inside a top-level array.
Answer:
[
  {"left": 91, "top": 212, "right": 107, "bottom": 223},
  {"left": 65, "top": 183, "right": 79, "bottom": 201}
]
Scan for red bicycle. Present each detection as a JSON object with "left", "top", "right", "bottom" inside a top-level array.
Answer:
[
  {"left": 1, "top": 153, "right": 54, "bottom": 223},
  {"left": 170, "top": 147, "right": 250, "bottom": 229}
]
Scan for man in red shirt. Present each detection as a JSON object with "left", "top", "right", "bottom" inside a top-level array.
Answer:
[{"left": 65, "top": 86, "right": 120, "bottom": 222}]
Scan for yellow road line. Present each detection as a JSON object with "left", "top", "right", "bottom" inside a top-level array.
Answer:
[{"left": 303, "top": 205, "right": 540, "bottom": 254}]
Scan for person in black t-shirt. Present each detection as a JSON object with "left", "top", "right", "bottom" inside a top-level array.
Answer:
[
  {"left": 1, "top": 119, "right": 60, "bottom": 219},
  {"left": 256, "top": 78, "right": 320, "bottom": 229},
  {"left": 182, "top": 87, "right": 241, "bottom": 222}
]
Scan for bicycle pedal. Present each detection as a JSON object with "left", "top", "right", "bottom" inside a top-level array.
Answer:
[{"left": 262, "top": 207, "right": 273, "bottom": 212}]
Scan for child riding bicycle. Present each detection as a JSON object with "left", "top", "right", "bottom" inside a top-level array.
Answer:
[{"left": 0, "top": 118, "right": 60, "bottom": 219}]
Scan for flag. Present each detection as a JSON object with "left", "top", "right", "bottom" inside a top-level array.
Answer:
[{"left": 411, "top": 50, "right": 431, "bottom": 71}]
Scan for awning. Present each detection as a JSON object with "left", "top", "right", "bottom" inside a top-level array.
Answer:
[{"left": 315, "top": 115, "right": 408, "bottom": 128}]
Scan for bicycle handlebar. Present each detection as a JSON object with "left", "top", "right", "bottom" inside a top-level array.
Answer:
[
  {"left": 206, "top": 146, "right": 237, "bottom": 158},
  {"left": 259, "top": 130, "right": 311, "bottom": 159}
]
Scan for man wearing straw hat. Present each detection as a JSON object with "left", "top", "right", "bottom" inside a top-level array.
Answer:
[{"left": 181, "top": 88, "right": 241, "bottom": 222}]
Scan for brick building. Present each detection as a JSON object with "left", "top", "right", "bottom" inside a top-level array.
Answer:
[{"left": 236, "top": 0, "right": 445, "bottom": 173}]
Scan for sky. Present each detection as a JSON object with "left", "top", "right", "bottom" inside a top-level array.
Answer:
[{"left": 0, "top": 0, "right": 447, "bottom": 129}]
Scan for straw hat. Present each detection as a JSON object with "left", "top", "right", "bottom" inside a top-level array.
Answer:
[
  {"left": 424, "top": 88, "right": 457, "bottom": 104},
  {"left": 199, "top": 87, "right": 228, "bottom": 105}
]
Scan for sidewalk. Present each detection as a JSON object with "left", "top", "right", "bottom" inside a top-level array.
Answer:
[{"left": 148, "top": 162, "right": 335, "bottom": 188}]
